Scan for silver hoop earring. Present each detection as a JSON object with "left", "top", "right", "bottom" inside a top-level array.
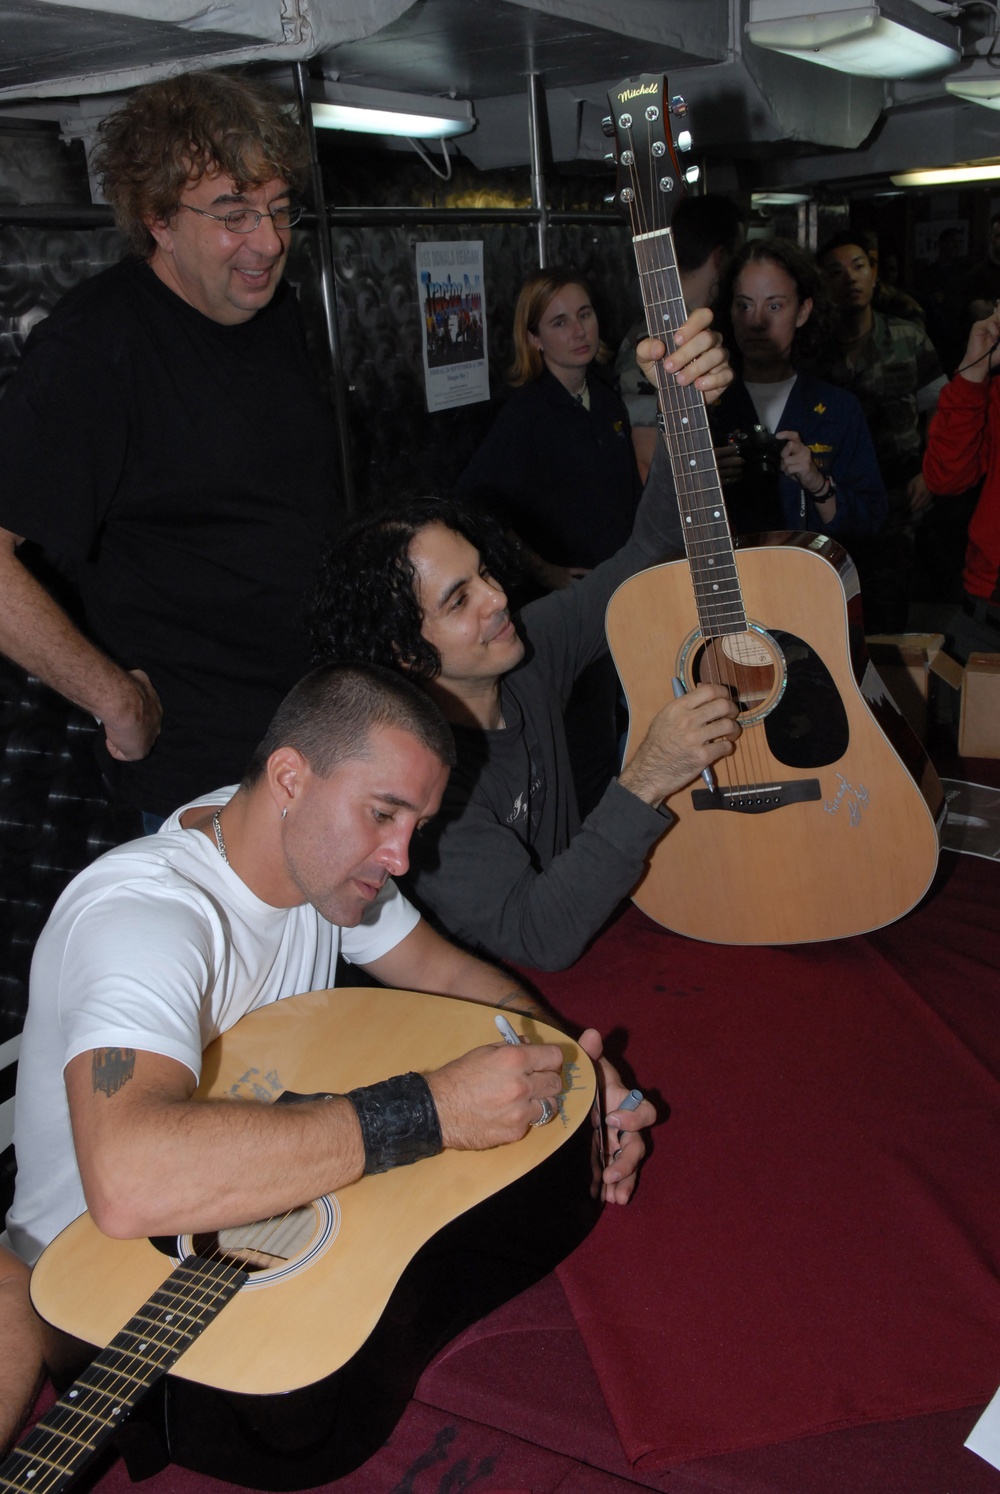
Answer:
[{"left": 281, "top": 807, "right": 288, "bottom": 819}]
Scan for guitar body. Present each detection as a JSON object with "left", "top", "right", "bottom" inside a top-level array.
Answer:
[
  {"left": 28, "top": 988, "right": 598, "bottom": 1490},
  {"left": 607, "top": 536, "right": 944, "bottom": 945}
]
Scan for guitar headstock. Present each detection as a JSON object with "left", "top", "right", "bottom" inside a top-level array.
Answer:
[{"left": 604, "top": 74, "right": 697, "bottom": 235}]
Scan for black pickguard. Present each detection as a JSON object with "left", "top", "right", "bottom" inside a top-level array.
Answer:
[{"left": 757, "top": 629, "right": 850, "bottom": 769}]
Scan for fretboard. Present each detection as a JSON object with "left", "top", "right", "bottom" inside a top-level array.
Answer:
[
  {"left": 0, "top": 1253, "right": 246, "bottom": 1494},
  {"left": 634, "top": 225, "right": 747, "bottom": 637}
]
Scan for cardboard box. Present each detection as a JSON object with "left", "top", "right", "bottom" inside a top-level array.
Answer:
[
  {"left": 929, "top": 650, "right": 1000, "bottom": 759},
  {"left": 867, "top": 633, "right": 945, "bottom": 741}
]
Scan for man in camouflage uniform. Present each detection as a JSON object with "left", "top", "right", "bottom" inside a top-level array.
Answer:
[{"left": 818, "top": 231, "right": 946, "bottom": 632}]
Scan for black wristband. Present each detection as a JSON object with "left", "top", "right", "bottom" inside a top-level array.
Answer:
[{"left": 347, "top": 1072, "right": 443, "bottom": 1175}]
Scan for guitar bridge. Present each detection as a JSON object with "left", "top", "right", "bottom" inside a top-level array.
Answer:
[{"left": 691, "top": 779, "right": 822, "bottom": 813}]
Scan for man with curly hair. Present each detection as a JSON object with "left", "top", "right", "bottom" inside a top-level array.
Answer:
[
  {"left": 311, "top": 321, "right": 741, "bottom": 972},
  {"left": 0, "top": 70, "right": 338, "bottom": 825}
]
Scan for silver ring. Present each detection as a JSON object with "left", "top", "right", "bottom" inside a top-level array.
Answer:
[{"left": 530, "top": 1096, "right": 555, "bottom": 1127}]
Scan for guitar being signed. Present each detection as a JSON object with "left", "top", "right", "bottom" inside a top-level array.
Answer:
[
  {"left": 10, "top": 987, "right": 596, "bottom": 1492},
  {"left": 603, "top": 73, "right": 944, "bottom": 946}
]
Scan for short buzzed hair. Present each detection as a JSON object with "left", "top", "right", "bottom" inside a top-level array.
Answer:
[
  {"left": 673, "top": 193, "right": 745, "bottom": 274},
  {"left": 241, "top": 662, "right": 455, "bottom": 789},
  {"left": 817, "top": 229, "right": 872, "bottom": 266}
]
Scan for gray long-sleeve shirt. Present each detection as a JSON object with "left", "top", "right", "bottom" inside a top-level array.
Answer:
[{"left": 401, "top": 444, "right": 684, "bottom": 971}]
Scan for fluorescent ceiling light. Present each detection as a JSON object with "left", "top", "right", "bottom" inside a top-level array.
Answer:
[
  {"left": 944, "top": 57, "right": 1000, "bottom": 109},
  {"left": 890, "top": 162, "right": 1000, "bottom": 185},
  {"left": 746, "top": 0, "right": 962, "bottom": 80},
  {"left": 312, "top": 84, "right": 475, "bottom": 139},
  {"left": 752, "top": 191, "right": 812, "bottom": 205}
]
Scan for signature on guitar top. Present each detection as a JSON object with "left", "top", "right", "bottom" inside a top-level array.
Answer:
[{"left": 603, "top": 73, "right": 944, "bottom": 946}]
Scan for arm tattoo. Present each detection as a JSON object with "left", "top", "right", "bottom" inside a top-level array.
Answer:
[
  {"left": 92, "top": 1048, "right": 136, "bottom": 1098},
  {"left": 497, "top": 990, "right": 547, "bottom": 1020}
]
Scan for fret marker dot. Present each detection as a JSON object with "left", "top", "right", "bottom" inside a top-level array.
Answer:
[
  {"left": 165, "top": 1314, "right": 174, "bottom": 1323},
  {"left": 685, "top": 515, "right": 692, "bottom": 524},
  {"left": 688, "top": 458, "right": 696, "bottom": 468},
  {"left": 69, "top": 1390, "right": 78, "bottom": 1399},
  {"left": 139, "top": 1342, "right": 148, "bottom": 1351},
  {"left": 26, "top": 1471, "right": 36, "bottom": 1479},
  {"left": 681, "top": 417, "right": 689, "bottom": 425},
  {"left": 713, "top": 509, "right": 721, "bottom": 518},
  {"left": 712, "top": 584, "right": 719, "bottom": 591},
  {"left": 708, "top": 559, "right": 715, "bottom": 567}
]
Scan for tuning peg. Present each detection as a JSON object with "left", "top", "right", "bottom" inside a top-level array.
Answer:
[
  {"left": 601, "top": 115, "right": 615, "bottom": 137},
  {"left": 670, "top": 95, "right": 687, "bottom": 116},
  {"left": 677, "top": 130, "right": 693, "bottom": 153},
  {"left": 684, "top": 165, "right": 701, "bottom": 185},
  {"left": 603, "top": 192, "right": 617, "bottom": 206}
]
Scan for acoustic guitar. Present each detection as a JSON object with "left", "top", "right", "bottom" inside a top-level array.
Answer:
[
  {"left": 10, "top": 986, "right": 596, "bottom": 1492},
  {"left": 603, "top": 73, "right": 944, "bottom": 946}
]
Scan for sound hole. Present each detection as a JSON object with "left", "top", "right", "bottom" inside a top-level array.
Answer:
[
  {"left": 192, "top": 1206, "right": 320, "bottom": 1273},
  {"left": 151, "top": 1194, "right": 341, "bottom": 1288},
  {"left": 691, "top": 627, "right": 785, "bottom": 726}
]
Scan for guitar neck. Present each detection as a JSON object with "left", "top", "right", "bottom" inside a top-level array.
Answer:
[
  {"left": 634, "top": 225, "right": 747, "bottom": 638},
  {"left": 0, "top": 1255, "right": 245, "bottom": 1494}
]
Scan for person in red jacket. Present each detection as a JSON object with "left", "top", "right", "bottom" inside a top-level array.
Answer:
[{"left": 922, "top": 308, "right": 1000, "bottom": 662}]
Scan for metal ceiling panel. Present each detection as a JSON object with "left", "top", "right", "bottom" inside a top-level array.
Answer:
[
  {"left": 318, "top": 0, "right": 729, "bottom": 99},
  {"left": 0, "top": 0, "right": 420, "bottom": 98},
  {"left": 0, "top": 1, "right": 264, "bottom": 93}
]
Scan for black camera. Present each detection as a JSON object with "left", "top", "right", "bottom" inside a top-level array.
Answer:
[{"left": 726, "top": 425, "right": 787, "bottom": 480}]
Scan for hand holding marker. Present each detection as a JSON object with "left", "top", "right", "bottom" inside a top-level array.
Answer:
[{"left": 496, "top": 1015, "right": 644, "bottom": 1162}]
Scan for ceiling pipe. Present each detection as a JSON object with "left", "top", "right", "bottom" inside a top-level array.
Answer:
[
  {"left": 292, "top": 60, "right": 356, "bottom": 517},
  {"left": 527, "top": 73, "right": 550, "bottom": 267}
]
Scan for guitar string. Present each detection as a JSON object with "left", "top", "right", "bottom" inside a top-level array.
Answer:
[
  {"left": 624, "top": 118, "right": 738, "bottom": 795},
  {"left": 640, "top": 128, "right": 772, "bottom": 799},
  {"left": 11, "top": 1200, "right": 304, "bottom": 1487},
  {"left": 625, "top": 107, "right": 768, "bottom": 798},
  {"left": 625, "top": 123, "right": 746, "bottom": 790},
  {"left": 4, "top": 1256, "right": 248, "bottom": 1491}
]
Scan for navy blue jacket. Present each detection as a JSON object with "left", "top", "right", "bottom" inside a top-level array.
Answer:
[
  {"left": 456, "top": 367, "right": 642, "bottom": 568},
  {"left": 710, "top": 372, "right": 887, "bottom": 539}
]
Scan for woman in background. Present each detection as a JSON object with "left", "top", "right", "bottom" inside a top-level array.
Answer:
[
  {"left": 710, "top": 238, "right": 886, "bottom": 544},
  {"left": 457, "top": 265, "right": 642, "bottom": 596},
  {"left": 457, "top": 267, "right": 643, "bottom": 814}
]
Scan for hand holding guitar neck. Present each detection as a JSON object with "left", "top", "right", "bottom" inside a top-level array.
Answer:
[
  {"left": 618, "top": 681, "right": 740, "bottom": 808},
  {"left": 635, "top": 308, "right": 732, "bottom": 406}
]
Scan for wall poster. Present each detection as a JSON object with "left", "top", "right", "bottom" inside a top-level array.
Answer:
[{"left": 416, "top": 239, "right": 489, "bottom": 412}]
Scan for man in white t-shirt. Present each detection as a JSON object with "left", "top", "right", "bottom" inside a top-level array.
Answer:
[{"left": 9, "top": 662, "right": 651, "bottom": 1271}]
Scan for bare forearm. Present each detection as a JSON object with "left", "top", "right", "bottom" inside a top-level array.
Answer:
[
  {"left": 0, "top": 535, "right": 161, "bottom": 758},
  {"left": 0, "top": 537, "right": 127, "bottom": 716},
  {"left": 69, "top": 1066, "right": 365, "bottom": 1239},
  {"left": 363, "top": 921, "right": 552, "bottom": 1022}
]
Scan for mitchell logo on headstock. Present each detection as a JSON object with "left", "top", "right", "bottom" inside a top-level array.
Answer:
[{"left": 616, "top": 81, "right": 659, "bottom": 103}]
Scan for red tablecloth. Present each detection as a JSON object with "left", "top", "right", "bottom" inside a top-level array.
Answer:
[{"left": 536, "top": 856, "right": 1000, "bottom": 1467}]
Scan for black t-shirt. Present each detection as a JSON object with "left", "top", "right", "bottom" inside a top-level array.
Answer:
[{"left": 0, "top": 259, "right": 339, "bottom": 813}]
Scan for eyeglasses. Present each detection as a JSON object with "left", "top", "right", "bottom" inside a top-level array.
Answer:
[{"left": 179, "top": 203, "right": 303, "bottom": 234}]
